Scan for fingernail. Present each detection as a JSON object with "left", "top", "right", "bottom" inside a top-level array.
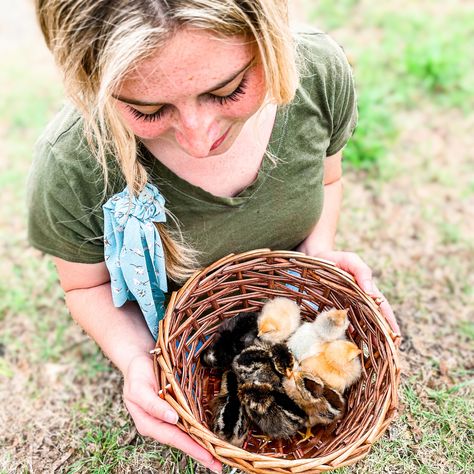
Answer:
[
  {"left": 164, "top": 410, "right": 178, "bottom": 424},
  {"left": 206, "top": 460, "right": 222, "bottom": 474}
]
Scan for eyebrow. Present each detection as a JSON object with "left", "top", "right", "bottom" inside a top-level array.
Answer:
[{"left": 114, "top": 58, "right": 254, "bottom": 107}]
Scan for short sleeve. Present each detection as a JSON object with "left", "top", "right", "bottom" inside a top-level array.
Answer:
[
  {"left": 297, "top": 31, "right": 358, "bottom": 157},
  {"left": 26, "top": 105, "right": 128, "bottom": 264},
  {"left": 323, "top": 38, "right": 358, "bottom": 156},
  {"left": 27, "top": 138, "right": 107, "bottom": 263}
]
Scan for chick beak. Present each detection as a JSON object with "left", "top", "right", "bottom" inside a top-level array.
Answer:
[{"left": 286, "top": 368, "right": 294, "bottom": 379}]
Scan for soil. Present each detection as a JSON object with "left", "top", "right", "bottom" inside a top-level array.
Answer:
[{"left": 1, "top": 1, "right": 472, "bottom": 473}]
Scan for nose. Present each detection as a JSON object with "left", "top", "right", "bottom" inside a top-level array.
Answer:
[{"left": 174, "top": 104, "right": 220, "bottom": 158}]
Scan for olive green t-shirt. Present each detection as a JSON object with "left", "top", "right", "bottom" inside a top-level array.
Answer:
[{"left": 27, "top": 31, "right": 357, "bottom": 279}]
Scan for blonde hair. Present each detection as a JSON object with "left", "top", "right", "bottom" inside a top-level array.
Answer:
[{"left": 35, "top": 0, "right": 299, "bottom": 282}]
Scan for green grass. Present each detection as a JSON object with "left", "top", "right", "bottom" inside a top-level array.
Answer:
[
  {"left": 458, "top": 321, "right": 474, "bottom": 341},
  {"left": 309, "top": 0, "right": 360, "bottom": 30},
  {"left": 335, "top": 379, "right": 474, "bottom": 474},
  {"left": 68, "top": 424, "right": 145, "bottom": 474},
  {"left": 311, "top": 2, "right": 474, "bottom": 170},
  {"left": 2, "top": 2, "right": 474, "bottom": 474}
]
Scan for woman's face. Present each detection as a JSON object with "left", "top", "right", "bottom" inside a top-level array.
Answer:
[{"left": 114, "top": 28, "right": 267, "bottom": 158}]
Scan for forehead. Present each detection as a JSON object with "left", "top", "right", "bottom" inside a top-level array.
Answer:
[{"left": 119, "top": 28, "right": 254, "bottom": 101}]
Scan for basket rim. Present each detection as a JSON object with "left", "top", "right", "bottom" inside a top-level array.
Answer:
[
  {"left": 155, "top": 249, "right": 401, "bottom": 472},
  {"left": 166, "top": 249, "right": 399, "bottom": 346}
]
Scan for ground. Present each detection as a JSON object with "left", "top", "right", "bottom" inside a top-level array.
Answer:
[{"left": 0, "top": 1, "right": 473, "bottom": 473}]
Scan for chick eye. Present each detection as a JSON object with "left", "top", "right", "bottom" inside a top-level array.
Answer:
[
  {"left": 127, "top": 105, "right": 167, "bottom": 122},
  {"left": 209, "top": 77, "right": 248, "bottom": 105}
]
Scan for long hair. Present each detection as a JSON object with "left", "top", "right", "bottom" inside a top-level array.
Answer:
[{"left": 35, "top": 0, "right": 299, "bottom": 282}]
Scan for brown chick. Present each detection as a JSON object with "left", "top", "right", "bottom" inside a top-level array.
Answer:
[
  {"left": 287, "top": 308, "right": 350, "bottom": 361},
  {"left": 211, "top": 370, "right": 249, "bottom": 447},
  {"left": 282, "top": 371, "right": 346, "bottom": 442},
  {"left": 232, "top": 340, "right": 297, "bottom": 385},
  {"left": 238, "top": 382, "right": 307, "bottom": 439},
  {"left": 300, "top": 340, "right": 362, "bottom": 393},
  {"left": 232, "top": 341, "right": 281, "bottom": 386},
  {"left": 258, "top": 297, "right": 301, "bottom": 343}
]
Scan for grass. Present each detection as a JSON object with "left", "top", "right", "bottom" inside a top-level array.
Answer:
[{"left": 309, "top": 0, "right": 474, "bottom": 170}]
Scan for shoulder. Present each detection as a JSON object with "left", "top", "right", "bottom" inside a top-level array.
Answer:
[
  {"left": 294, "top": 29, "right": 352, "bottom": 81},
  {"left": 27, "top": 104, "right": 125, "bottom": 262},
  {"left": 31, "top": 103, "right": 103, "bottom": 188},
  {"left": 29, "top": 103, "right": 124, "bottom": 205}
]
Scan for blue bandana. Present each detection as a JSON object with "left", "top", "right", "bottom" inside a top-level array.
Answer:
[{"left": 103, "top": 183, "right": 167, "bottom": 339}]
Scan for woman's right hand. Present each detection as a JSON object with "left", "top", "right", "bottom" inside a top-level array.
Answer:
[{"left": 123, "top": 354, "right": 222, "bottom": 473}]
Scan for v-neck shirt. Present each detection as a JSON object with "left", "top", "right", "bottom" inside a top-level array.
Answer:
[{"left": 27, "top": 30, "right": 357, "bottom": 278}]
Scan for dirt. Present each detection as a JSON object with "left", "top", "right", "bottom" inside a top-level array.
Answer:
[{"left": 1, "top": 1, "right": 473, "bottom": 473}]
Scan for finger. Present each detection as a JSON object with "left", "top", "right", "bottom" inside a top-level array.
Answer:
[
  {"left": 128, "top": 402, "right": 222, "bottom": 473},
  {"left": 336, "top": 253, "right": 374, "bottom": 294},
  {"left": 371, "top": 283, "right": 401, "bottom": 336},
  {"left": 379, "top": 299, "right": 401, "bottom": 336},
  {"left": 127, "top": 380, "right": 179, "bottom": 424}
]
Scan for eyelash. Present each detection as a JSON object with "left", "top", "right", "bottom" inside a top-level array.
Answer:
[{"left": 128, "top": 77, "right": 248, "bottom": 122}]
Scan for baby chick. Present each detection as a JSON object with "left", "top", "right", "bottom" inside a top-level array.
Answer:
[
  {"left": 201, "top": 311, "right": 258, "bottom": 369},
  {"left": 258, "top": 297, "right": 301, "bottom": 343},
  {"left": 211, "top": 370, "right": 249, "bottom": 447},
  {"left": 232, "top": 340, "right": 297, "bottom": 386},
  {"left": 287, "top": 308, "right": 350, "bottom": 361},
  {"left": 300, "top": 340, "right": 362, "bottom": 393},
  {"left": 238, "top": 382, "right": 307, "bottom": 439},
  {"left": 282, "top": 371, "right": 346, "bottom": 442}
]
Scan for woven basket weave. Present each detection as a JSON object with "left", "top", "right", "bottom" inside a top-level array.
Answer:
[{"left": 153, "top": 249, "right": 401, "bottom": 473}]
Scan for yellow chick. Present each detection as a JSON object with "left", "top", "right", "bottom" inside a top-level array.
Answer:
[
  {"left": 300, "top": 340, "right": 362, "bottom": 393},
  {"left": 257, "top": 297, "right": 301, "bottom": 343},
  {"left": 287, "top": 308, "right": 350, "bottom": 361}
]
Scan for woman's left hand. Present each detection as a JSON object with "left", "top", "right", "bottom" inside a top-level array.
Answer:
[{"left": 297, "top": 248, "right": 401, "bottom": 336}]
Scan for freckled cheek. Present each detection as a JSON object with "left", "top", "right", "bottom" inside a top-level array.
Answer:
[
  {"left": 222, "top": 93, "right": 264, "bottom": 120},
  {"left": 223, "top": 70, "right": 267, "bottom": 120}
]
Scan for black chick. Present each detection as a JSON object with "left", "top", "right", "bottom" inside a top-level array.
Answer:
[
  {"left": 238, "top": 382, "right": 307, "bottom": 439},
  {"left": 282, "top": 371, "right": 346, "bottom": 442},
  {"left": 211, "top": 370, "right": 249, "bottom": 446},
  {"left": 201, "top": 312, "right": 259, "bottom": 369},
  {"left": 270, "top": 342, "right": 298, "bottom": 379},
  {"left": 232, "top": 340, "right": 297, "bottom": 385},
  {"left": 232, "top": 341, "right": 303, "bottom": 439}
]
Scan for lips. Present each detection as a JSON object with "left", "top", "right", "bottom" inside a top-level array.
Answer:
[{"left": 210, "top": 126, "right": 231, "bottom": 151}]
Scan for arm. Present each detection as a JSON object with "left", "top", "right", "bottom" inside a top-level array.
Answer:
[
  {"left": 296, "top": 153, "right": 400, "bottom": 335},
  {"left": 54, "top": 258, "right": 222, "bottom": 473},
  {"left": 296, "top": 151, "right": 343, "bottom": 255}
]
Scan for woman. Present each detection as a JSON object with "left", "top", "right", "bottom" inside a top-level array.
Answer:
[{"left": 29, "top": 1, "right": 399, "bottom": 471}]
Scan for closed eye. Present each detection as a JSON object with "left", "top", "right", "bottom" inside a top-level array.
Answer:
[
  {"left": 127, "top": 77, "right": 249, "bottom": 122},
  {"left": 208, "top": 77, "right": 248, "bottom": 105},
  {"left": 127, "top": 105, "right": 167, "bottom": 122}
]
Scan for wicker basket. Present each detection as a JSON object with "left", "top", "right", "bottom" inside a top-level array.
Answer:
[{"left": 153, "top": 249, "right": 401, "bottom": 474}]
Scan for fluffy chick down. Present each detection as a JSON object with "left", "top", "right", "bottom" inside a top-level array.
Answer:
[
  {"left": 201, "top": 312, "right": 259, "bottom": 369},
  {"left": 283, "top": 371, "right": 346, "bottom": 429},
  {"left": 300, "top": 340, "right": 362, "bottom": 393},
  {"left": 287, "top": 308, "right": 350, "bottom": 361},
  {"left": 238, "top": 382, "right": 307, "bottom": 439},
  {"left": 258, "top": 297, "right": 301, "bottom": 343},
  {"left": 211, "top": 370, "right": 249, "bottom": 446}
]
